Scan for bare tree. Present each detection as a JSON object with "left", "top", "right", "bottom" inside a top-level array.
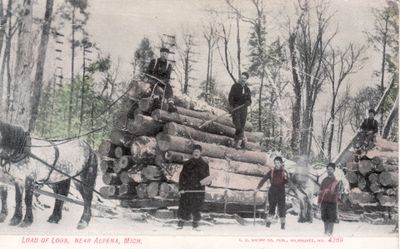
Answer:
[
  {"left": 29, "top": 0, "right": 55, "bottom": 131},
  {"left": 176, "top": 30, "right": 197, "bottom": 95},
  {"left": 323, "top": 44, "right": 367, "bottom": 160},
  {"left": 203, "top": 21, "right": 219, "bottom": 103}
]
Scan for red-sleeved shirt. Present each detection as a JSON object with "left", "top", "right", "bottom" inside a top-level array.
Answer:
[{"left": 257, "top": 168, "right": 288, "bottom": 192}]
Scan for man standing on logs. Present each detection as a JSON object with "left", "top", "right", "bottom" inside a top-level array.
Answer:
[
  {"left": 356, "top": 109, "right": 379, "bottom": 150},
  {"left": 318, "top": 162, "right": 342, "bottom": 236},
  {"left": 145, "top": 47, "right": 177, "bottom": 112},
  {"left": 228, "top": 72, "right": 252, "bottom": 149},
  {"left": 177, "top": 144, "right": 211, "bottom": 230},
  {"left": 255, "top": 156, "right": 288, "bottom": 229}
]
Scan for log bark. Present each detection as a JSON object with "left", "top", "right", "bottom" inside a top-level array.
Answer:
[
  {"left": 102, "top": 173, "right": 123, "bottom": 185},
  {"left": 159, "top": 182, "right": 180, "bottom": 199},
  {"left": 385, "top": 188, "right": 397, "bottom": 196},
  {"left": 358, "top": 160, "right": 374, "bottom": 176},
  {"left": 374, "top": 162, "right": 398, "bottom": 172},
  {"left": 119, "top": 183, "right": 136, "bottom": 196},
  {"left": 99, "top": 186, "right": 118, "bottom": 198},
  {"left": 369, "top": 183, "right": 382, "bottom": 193},
  {"left": 163, "top": 122, "right": 261, "bottom": 151},
  {"left": 126, "top": 114, "right": 163, "bottom": 136},
  {"left": 110, "top": 130, "right": 134, "bottom": 147},
  {"left": 346, "top": 171, "right": 358, "bottom": 184},
  {"left": 120, "top": 170, "right": 144, "bottom": 184},
  {"left": 130, "top": 136, "right": 157, "bottom": 164},
  {"left": 379, "top": 171, "right": 398, "bottom": 187},
  {"left": 141, "top": 165, "right": 163, "bottom": 181},
  {"left": 100, "top": 159, "right": 116, "bottom": 174},
  {"left": 99, "top": 140, "right": 117, "bottom": 158},
  {"left": 117, "top": 155, "right": 135, "bottom": 171},
  {"left": 157, "top": 134, "right": 267, "bottom": 165},
  {"left": 163, "top": 151, "right": 269, "bottom": 177},
  {"left": 152, "top": 109, "right": 263, "bottom": 143},
  {"left": 147, "top": 182, "right": 160, "bottom": 198},
  {"left": 160, "top": 163, "right": 263, "bottom": 191},
  {"left": 348, "top": 188, "right": 375, "bottom": 205},
  {"left": 114, "top": 146, "right": 131, "bottom": 159},
  {"left": 377, "top": 193, "right": 397, "bottom": 207}
]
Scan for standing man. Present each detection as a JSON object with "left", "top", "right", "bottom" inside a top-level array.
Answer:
[
  {"left": 255, "top": 156, "right": 288, "bottom": 229},
  {"left": 146, "top": 47, "right": 177, "bottom": 112},
  {"left": 228, "top": 72, "right": 252, "bottom": 149},
  {"left": 318, "top": 162, "right": 342, "bottom": 236},
  {"left": 359, "top": 109, "right": 379, "bottom": 147},
  {"left": 177, "top": 144, "right": 211, "bottom": 230}
]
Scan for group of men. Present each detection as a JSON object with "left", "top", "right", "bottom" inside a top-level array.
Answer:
[{"left": 145, "top": 47, "right": 380, "bottom": 236}]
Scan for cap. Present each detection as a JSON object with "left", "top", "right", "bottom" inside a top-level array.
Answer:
[{"left": 160, "top": 47, "right": 170, "bottom": 53}]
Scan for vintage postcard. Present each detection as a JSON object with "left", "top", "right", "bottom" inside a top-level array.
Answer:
[{"left": 0, "top": 0, "right": 398, "bottom": 248}]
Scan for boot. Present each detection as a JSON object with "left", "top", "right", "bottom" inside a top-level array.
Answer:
[
  {"left": 324, "top": 222, "right": 329, "bottom": 235},
  {"left": 280, "top": 217, "right": 285, "bottom": 230},
  {"left": 326, "top": 223, "right": 334, "bottom": 236},
  {"left": 176, "top": 220, "right": 184, "bottom": 229},
  {"left": 265, "top": 221, "right": 271, "bottom": 227},
  {"left": 192, "top": 221, "right": 200, "bottom": 231},
  {"left": 235, "top": 139, "right": 242, "bottom": 150},
  {"left": 167, "top": 101, "right": 177, "bottom": 113}
]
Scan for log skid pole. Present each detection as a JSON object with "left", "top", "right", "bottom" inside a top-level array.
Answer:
[{"left": 157, "top": 134, "right": 267, "bottom": 165}]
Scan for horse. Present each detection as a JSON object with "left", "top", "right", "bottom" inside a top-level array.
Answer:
[{"left": 0, "top": 121, "right": 98, "bottom": 229}]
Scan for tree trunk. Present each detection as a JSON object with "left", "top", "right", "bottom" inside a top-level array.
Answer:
[
  {"left": 163, "top": 122, "right": 261, "bottom": 151},
  {"left": 258, "top": 68, "right": 265, "bottom": 132},
  {"left": 383, "top": 94, "right": 399, "bottom": 139},
  {"left": 9, "top": 0, "right": 34, "bottom": 129},
  {"left": 0, "top": 0, "right": 6, "bottom": 111},
  {"left": 152, "top": 109, "right": 262, "bottom": 143},
  {"left": 157, "top": 134, "right": 267, "bottom": 165},
  {"left": 163, "top": 151, "right": 269, "bottom": 177},
  {"left": 130, "top": 136, "right": 157, "bottom": 164},
  {"left": 289, "top": 33, "right": 301, "bottom": 154},
  {"left": 67, "top": 5, "right": 76, "bottom": 135},
  {"left": 29, "top": 0, "right": 54, "bottom": 131},
  {"left": 327, "top": 97, "right": 336, "bottom": 161}
]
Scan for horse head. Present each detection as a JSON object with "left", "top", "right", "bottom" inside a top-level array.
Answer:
[{"left": 0, "top": 121, "right": 31, "bottom": 165}]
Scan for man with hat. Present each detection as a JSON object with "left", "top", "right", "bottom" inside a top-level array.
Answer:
[
  {"left": 358, "top": 108, "right": 379, "bottom": 148},
  {"left": 255, "top": 156, "right": 288, "bottom": 229},
  {"left": 228, "top": 72, "right": 252, "bottom": 149},
  {"left": 318, "top": 162, "right": 342, "bottom": 236},
  {"left": 146, "top": 47, "right": 177, "bottom": 112},
  {"left": 177, "top": 144, "right": 211, "bottom": 230}
]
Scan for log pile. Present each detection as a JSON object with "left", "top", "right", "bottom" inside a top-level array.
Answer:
[
  {"left": 97, "top": 80, "right": 271, "bottom": 213},
  {"left": 346, "top": 138, "right": 398, "bottom": 210}
]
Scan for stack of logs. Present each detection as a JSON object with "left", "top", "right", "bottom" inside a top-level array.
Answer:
[
  {"left": 97, "top": 80, "right": 272, "bottom": 213},
  {"left": 346, "top": 139, "right": 398, "bottom": 210}
]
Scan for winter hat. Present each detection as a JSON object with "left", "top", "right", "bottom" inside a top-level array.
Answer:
[
  {"left": 274, "top": 156, "right": 283, "bottom": 163},
  {"left": 160, "top": 47, "right": 170, "bottom": 53},
  {"left": 327, "top": 162, "right": 336, "bottom": 169},
  {"left": 192, "top": 144, "right": 202, "bottom": 152},
  {"left": 368, "top": 109, "right": 375, "bottom": 115},
  {"left": 241, "top": 72, "right": 249, "bottom": 79}
]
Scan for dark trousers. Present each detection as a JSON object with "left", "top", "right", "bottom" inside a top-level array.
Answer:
[
  {"left": 149, "top": 78, "right": 173, "bottom": 100},
  {"left": 231, "top": 106, "right": 247, "bottom": 139},
  {"left": 268, "top": 190, "right": 286, "bottom": 218},
  {"left": 320, "top": 202, "right": 337, "bottom": 223},
  {"left": 178, "top": 193, "right": 204, "bottom": 222}
]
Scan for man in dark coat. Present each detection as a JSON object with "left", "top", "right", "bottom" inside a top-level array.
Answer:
[
  {"left": 355, "top": 109, "right": 379, "bottom": 153},
  {"left": 146, "top": 47, "right": 177, "bottom": 112},
  {"left": 177, "top": 144, "right": 211, "bottom": 230},
  {"left": 318, "top": 162, "right": 342, "bottom": 236},
  {"left": 228, "top": 72, "right": 251, "bottom": 149},
  {"left": 255, "top": 156, "right": 288, "bottom": 229}
]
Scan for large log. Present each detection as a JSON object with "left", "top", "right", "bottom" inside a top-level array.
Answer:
[
  {"left": 368, "top": 173, "right": 379, "bottom": 184},
  {"left": 358, "top": 160, "right": 374, "bottom": 176},
  {"left": 147, "top": 182, "right": 160, "bottom": 198},
  {"left": 160, "top": 163, "right": 263, "bottom": 191},
  {"left": 141, "top": 165, "right": 163, "bottom": 181},
  {"left": 374, "top": 162, "right": 398, "bottom": 172},
  {"left": 152, "top": 109, "right": 263, "bottom": 143},
  {"left": 136, "top": 184, "right": 148, "bottom": 199},
  {"left": 164, "top": 122, "right": 261, "bottom": 151},
  {"left": 102, "top": 173, "right": 123, "bottom": 185},
  {"left": 346, "top": 162, "right": 359, "bottom": 171},
  {"left": 369, "top": 183, "right": 383, "bottom": 193},
  {"left": 163, "top": 151, "right": 269, "bottom": 177},
  {"left": 126, "top": 114, "right": 163, "bottom": 136},
  {"left": 120, "top": 170, "right": 143, "bottom": 184},
  {"left": 114, "top": 156, "right": 135, "bottom": 173},
  {"left": 346, "top": 171, "right": 358, "bottom": 184},
  {"left": 377, "top": 193, "right": 397, "bottom": 207},
  {"left": 357, "top": 176, "right": 367, "bottom": 191},
  {"left": 100, "top": 159, "right": 116, "bottom": 174},
  {"left": 99, "top": 186, "right": 118, "bottom": 198},
  {"left": 114, "top": 146, "right": 131, "bottom": 159},
  {"left": 128, "top": 80, "right": 153, "bottom": 100},
  {"left": 385, "top": 188, "right": 397, "bottom": 196},
  {"left": 159, "top": 182, "right": 180, "bottom": 199},
  {"left": 379, "top": 171, "right": 398, "bottom": 187},
  {"left": 98, "top": 140, "right": 117, "bottom": 158},
  {"left": 119, "top": 183, "right": 137, "bottom": 196},
  {"left": 348, "top": 188, "right": 376, "bottom": 205},
  {"left": 157, "top": 134, "right": 267, "bottom": 165},
  {"left": 130, "top": 136, "right": 157, "bottom": 164}
]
